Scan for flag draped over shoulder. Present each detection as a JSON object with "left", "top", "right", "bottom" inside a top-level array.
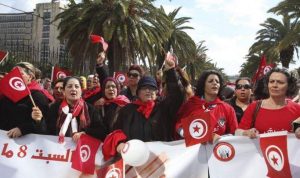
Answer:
[
  {"left": 252, "top": 55, "right": 273, "bottom": 84},
  {"left": 51, "top": 66, "right": 72, "bottom": 82},
  {"left": 260, "top": 131, "right": 292, "bottom": 178},
  {"left": 0, "top": 67, "right": 30, "bottom": 103}
]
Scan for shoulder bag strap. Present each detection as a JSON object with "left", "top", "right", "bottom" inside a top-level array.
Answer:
[{"left": 251, "top": 100, "right": 262, "bottom": 128}]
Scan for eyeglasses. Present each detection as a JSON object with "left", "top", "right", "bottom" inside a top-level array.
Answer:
[
  {"left": 128, "top": 73, "right": 139, "bottom": 78},
  {"left": 236, "top": 84, "right": 251, "bottom": 90}
]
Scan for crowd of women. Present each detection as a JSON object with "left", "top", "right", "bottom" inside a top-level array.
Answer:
[{"left": 1, "top": 51, "right": 300, "bottom": 165}]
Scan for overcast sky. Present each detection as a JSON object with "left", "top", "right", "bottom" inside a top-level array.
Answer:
[{"left": 0, "top": 0, "right": 299, "bottom": 75}]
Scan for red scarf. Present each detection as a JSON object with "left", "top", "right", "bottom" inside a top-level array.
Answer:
[
  {"left": 104, "top": 95, "right": 130, "bottom": 107},
  {"left": 28, "top": 80, "right": 54, "bottom": 102},
  {"left": 177, "top": 96, "right": 222, "bottom": 119},
  {"left": 133, "top": 99, "right": 155, "bottom": 119},
  {"left": 82, "top": 86, "right": 101, "bottom": 100},
  {"left": 57, "top": 98, "right": 90, "bottom": 143}
]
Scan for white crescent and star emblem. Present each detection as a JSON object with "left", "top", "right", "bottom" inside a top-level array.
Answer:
[
  {"left": 116, "top": 74, "right": 126, "bottom": 83},
  {"left": 56, "top": 71, "right": 67, "bottom": 79},
  {"left": 105, "top": 168, "right": 122, "bottom": 178},
  {"left": 263, "top": 66, "right": 272, "bottom": 75},
  {"left": 265, "top": 145, "right": 284, "bottom": 171},
  {"left": 79, "top": 145, "right": 91, "bottom": 162},
  {"left": 9, "top": 77, "right": 26, "bottom": 91},
  {"left": 189, "top": 119, "right": 208, "bottom": 139}
]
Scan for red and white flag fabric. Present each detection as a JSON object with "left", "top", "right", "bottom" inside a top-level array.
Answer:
[
  {"left": 51, "top": 66, "right": 72, "bottom": 82},
  {"left": 0, "top": 67, "right": 30, "bottom": 103},
  {"left": 182, "top": 112, "right": 212, "bottom": 147},
  {"left": 260, "top": 131, "right": 292, "bottom": 178},
  {"left": 90, "top": 34, "right": 108, "bottom": 51},
  {"left": 252, "top": 55, "right": 273, "bottom": 83},
  {"left": 114, "top": 71, "right": 128, "bottom": 86},
  {"left": 97, "top": 159, "right": 124, "bottom": 178},
  {"left": 71, "top": 134, "right": 101, "bottom": 174},
  {"left": 0, "top": 50, "right": 8, "bottom": 64}
]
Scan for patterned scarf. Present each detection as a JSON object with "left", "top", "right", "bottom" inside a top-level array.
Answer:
[{"left": 57, "top": 98, "right": 90, "bottom": 143}]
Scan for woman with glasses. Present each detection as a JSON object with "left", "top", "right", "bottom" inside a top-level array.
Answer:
[
  {"left": 226, "top": 77, "right": 252, "bottom": 123},
  {"left": 236, "top": 68, "right": 300, "bottom": 138},
  {"left": 101, "top": 57, "right": 185, "bottom": 160},
  {"left": 176, "top": 70, "right": 238, "bottom": 141},
  {"left": 120, "top": 64, "right": 145, "bottom": 101}
]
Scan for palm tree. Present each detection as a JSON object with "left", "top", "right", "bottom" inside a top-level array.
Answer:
[
  {"left": 155, "top": 6, "right": 196, "bottom": 70},
  {"left": 55, "top": 0, "right": 168, "bottom": 74},
  {"left": 249, "top": 15, "right": 300, "bottom": 68},
  {"left": 269, "top": 0, "right": 300, "bottom": 19}
]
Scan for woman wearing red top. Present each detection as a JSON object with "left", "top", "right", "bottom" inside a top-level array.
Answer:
[
  {"left": 176, "top": 70, "right": 238, "bottom": 141},
  {"left": 236, "top": 68, "right": 300, "bottom": 138}
]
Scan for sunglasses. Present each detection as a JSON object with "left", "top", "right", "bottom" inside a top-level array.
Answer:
[
  {"left": 236, "top": 84, "right": 251, "bottom": 90},
  {"left": 128, "top": 73, "right": 139, "bottom": 78}
]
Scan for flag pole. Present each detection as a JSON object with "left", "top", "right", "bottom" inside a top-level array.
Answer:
[{"left": 28, "top": 93, "right": 37, "bottom": 107}]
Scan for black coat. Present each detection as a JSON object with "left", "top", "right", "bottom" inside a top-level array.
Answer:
[
  {"left": 46, "top": 101, "right": 107, "bottom": 141},
  {"left": 0, "top": 90, "right": 49, "bottom": 135},
  {"left": 112, "top": 68, "right": 185, "bottom": 141}
]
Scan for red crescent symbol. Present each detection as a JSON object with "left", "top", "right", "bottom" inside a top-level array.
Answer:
[
  {"left": 265, "top": 145, "right": 284, "bottom": 171},
  {"left": 116, "top": 74, "right": 126, "bottom": 83},
  {"left": 105, "top": 168, "right": 122, "bottom": 178},
  {"left": 9, "top": 77, "right": 26, "bottom": 91}
]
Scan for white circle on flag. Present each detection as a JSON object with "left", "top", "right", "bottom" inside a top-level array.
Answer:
[
  {"left": 80, "top": 145, "right": 91, "bottom": 162},
  {"left": 189, "top": 119, "right": 208, "bottom": 139},
  {"left": 56, "top": 71, "right": 67, "bottom": 79},
  {"left": 263, "top": 66, "right": 272, "bottom": 75},
  {"left": 265, "top": 145, "right": 284, "bottom": 171},
  {"left": 9, "top": 77, "right": 26, "bottom": 91},
  {"left": 105, "top": 168, "right": 122, "bottom": 178},
  {"left": 116, "top": 74, "right": 126, "bottom": 83}
]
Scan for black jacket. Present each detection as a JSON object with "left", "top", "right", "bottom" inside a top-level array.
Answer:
[
  {"left": 113, "top": 68, "right": 185, "bottom": 141},
  {"left": 46, "top": 101, "right": 108, "bottom": 141},
  {"left": 0, "top": 90, "right": 49, "bottom": 135}
]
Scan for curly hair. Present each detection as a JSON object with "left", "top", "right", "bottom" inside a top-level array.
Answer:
[
  {"left": 195, "top": 70, "right": 224, "bottom": 99},
  {"left": 265, "top": 67, "right": 298, "bottom": 97}
]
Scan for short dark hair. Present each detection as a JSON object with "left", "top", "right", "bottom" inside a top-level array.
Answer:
[
  {"left": 235, "top": 77, "right": 252, "bottom": 87},
  {"left": 52, "top": 78, "right": 65, "bottom": 88},
  {"left": 195, "top": 70, "right": 224, "bottom": 99},
  {"left": 63, "top": 76, "right": 82, "bottom": 89},
  {"left": 265, "top": 67, "right": 298, "bottom": 97}
]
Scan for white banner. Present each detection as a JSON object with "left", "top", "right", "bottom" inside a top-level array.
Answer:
[{"left": 0, "top": 129, "right": 299, "bottom": 178}]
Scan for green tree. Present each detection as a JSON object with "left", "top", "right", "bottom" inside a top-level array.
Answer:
[
  {"left": 55, "top": 0, "right": 168, "bottom": 75},
  {"left": 269, "top": 0, "right": 300, "bottom": 19},
  {"left": 249, "top": 15, "right": 300, "bottom": 68},
  {"left": 156, "top": 6, "right": 196, "bottom": 70}
]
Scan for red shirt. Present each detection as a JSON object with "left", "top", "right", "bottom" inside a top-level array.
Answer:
[
  {"left": 177, "top": 96, "right": 238, "bottom": 136},
  {"left": 238, "top": 100, "right": 300, "bottom": 133}
]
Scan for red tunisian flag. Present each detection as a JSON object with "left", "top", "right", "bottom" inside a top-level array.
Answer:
[
  {"left": 0, "top": 67, "right": 30, "bottom": 103},
  {"left": 0, "top": 50, "right": 9, "bottom": 64},
  {"left": 114, "top": 71, "right": 128, "bottom": 86},
  {"left": 71, "top": 134, "right": 101, "bottom": 174},
  {"left": 252, "top": 55, "right": 273, "bottom": 83},
  {"left": 97, "top": 159, "right": 124, "bottom": 178},
  {"left": 260, "top": 131, "right": 292, "bottom": 178},
  {"left": 51, "top": 66, "right": 72, "bottom": 82},
  {"left": 90, "top": 34, "right": 108, "bottom": 51},
  {"left": 182, "top": 111, "right": 212, "bottom": 147}
]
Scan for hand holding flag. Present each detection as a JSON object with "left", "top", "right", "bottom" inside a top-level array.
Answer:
[{"left": 90, "top": 34, "right": 108, "bottom": 51}]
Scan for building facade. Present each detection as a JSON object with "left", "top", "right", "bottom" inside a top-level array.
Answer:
[{"left": 0, "top": 2, "right": 67, "bottom": 65}]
